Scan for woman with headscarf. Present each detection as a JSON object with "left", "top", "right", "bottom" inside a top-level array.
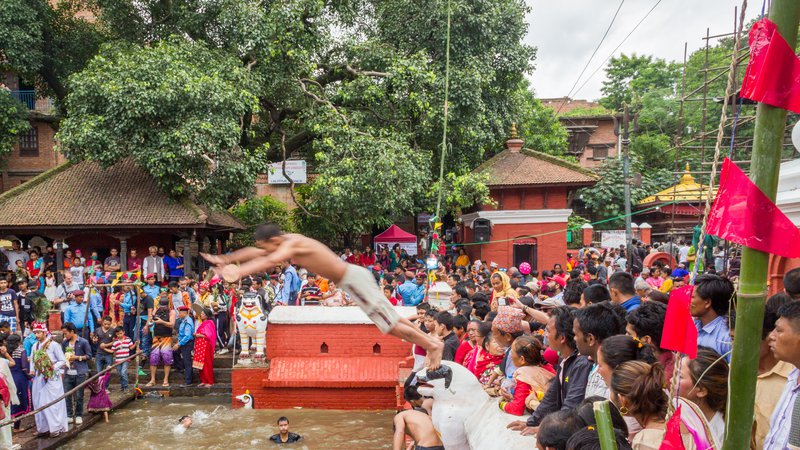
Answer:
[
  {"left": 193, "top": 308, "right": 217, "bottom": 387},
  {"left": 489, "top": 272, "right": 518, "bottom": 311}
]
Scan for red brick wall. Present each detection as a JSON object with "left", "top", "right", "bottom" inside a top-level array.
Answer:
[
  {"left": 484, "top": 187, "right": 570, "bottom": 211},
  {"left": 2, "top": 121, "right": 62, "bottom": 192},
  {"left": 231, "top": 372, "right": 399, "bottom": 410},
  {"left": 465, "top": 221, "right": 567, "bottom": 271},
  {"left": 266, "top": 324, "right": 411, "bottom": 358}
]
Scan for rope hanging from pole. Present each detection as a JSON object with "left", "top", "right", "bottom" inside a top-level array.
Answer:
[
  {"left": 688, "top": 0, "right": 748, "bottom": 285},
  {"left": 433, "top": 0, "right": 452, "bottom": 224}
]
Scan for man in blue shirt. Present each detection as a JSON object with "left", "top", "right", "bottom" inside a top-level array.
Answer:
[
  {"left": 164, "top": 249, "right": 184, "bottom": 281},
  {"left": 142, "top": 274, "right": 160, "bottom": 303},
  {"left": 397, "top": 272, "right": 425, "bottom": 306},
  {"left": 173, "top": 306, "right": 195, "bottom": 387},
  {"left": 691, "top": 274, "right": 734, "bottom": 361},
  {"left": 279, "top": 264, "right": 300, "bottom": 305},
  {"left": 608, "top": 272, "right": 640, "bottom": 312},
  {"left": 64, "top": 290, "right": 95, "bottom": 338}
]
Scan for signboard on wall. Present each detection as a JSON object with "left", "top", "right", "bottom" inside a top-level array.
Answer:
[
  {"left": 600, "top": 230, "right": 627, "bottom": 249},
  {"left": 267, "top": 160, "right": 307, "bottom": 184},
  {"left": 375, "top": 242, "right": 418, "bottom": 256}
]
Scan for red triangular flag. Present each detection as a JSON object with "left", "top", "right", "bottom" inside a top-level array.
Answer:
[
  {"left": 741, "top": 18, "right": 800, "bottom": 113},
  {"left": 659, "top": 405, "right": 687, "bottom": 450},
  {"left": 706, "top": 158, "right": 800, "bottom": 258},
  {"left": 661, "top": 285, "right": 697, "bottom": 359}
]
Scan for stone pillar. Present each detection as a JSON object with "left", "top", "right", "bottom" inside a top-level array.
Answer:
[
  {"left": 55, "top": 240, "right": 64, "bottom": 273},
  {"left": 639, "top": 223, "right": 652, "bottom": 245},
  {"left": 185, "top": 231, "right": 196, "bottom": 276},
  {"left": 120, "top": 238, "right": 128, "bottom": 271},
  {"left": 581, "top": 223, "right": 594, "bottom": 246}
]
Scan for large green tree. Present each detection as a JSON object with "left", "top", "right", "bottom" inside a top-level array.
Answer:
[{"left": 1, "top": 0, "right": 566, "bottom": 242}]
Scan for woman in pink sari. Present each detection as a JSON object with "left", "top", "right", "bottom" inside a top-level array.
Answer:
[{"left": 193, "top": 308, "right": 217, "bottom": 387}]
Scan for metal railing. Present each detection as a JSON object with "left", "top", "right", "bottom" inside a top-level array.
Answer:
[{"left": 9, "top": 90, "right": 54, "bottom": 114}]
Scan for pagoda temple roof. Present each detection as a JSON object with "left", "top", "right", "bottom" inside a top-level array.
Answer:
[{"left": 638, "top": 164, "right": 717, "bottom": 205}]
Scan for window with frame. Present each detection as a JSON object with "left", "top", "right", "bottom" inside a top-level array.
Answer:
[
  {"left": 19, "top": 127, "right": 38, "bottom": 157},
  {"left": 592, "top": 146, "right": 610, "bottom": 160}
]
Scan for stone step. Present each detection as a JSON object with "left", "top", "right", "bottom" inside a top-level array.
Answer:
[
  {"left": 109, "top": 367, "right": 233, "bottom": 384},
  {"left": 138, "top": 382, "right": 232, "bottom": 397}
]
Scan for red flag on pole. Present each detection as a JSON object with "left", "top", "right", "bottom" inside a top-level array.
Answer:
[
  {"left": 740, "top": 18, "right": 800, "bottom": 113},
  {"left": 706, "top": 158, "right": 800, "bottom": 258},
  {"left": 661, "top": 285, "right": 697, "bottom": 359}
]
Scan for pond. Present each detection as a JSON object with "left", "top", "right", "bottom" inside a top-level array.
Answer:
[{"left": 62, "top": 397, "right": 395, "bottom": 449}]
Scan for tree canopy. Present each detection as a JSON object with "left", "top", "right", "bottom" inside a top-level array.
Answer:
[{"left": 0, "top": 0, "right": 567, "bottom": 243}]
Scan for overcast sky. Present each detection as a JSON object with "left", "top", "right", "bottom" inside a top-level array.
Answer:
[{"left": 525, "top": 0, "right": 761, "bottom": 101}]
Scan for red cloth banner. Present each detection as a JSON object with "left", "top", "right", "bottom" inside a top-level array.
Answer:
[
  {"left": 659, "top": 404, "right": 687, "bottom": 450},
  {"left": 661, "top": 285, "right": 697, "bottom": 359},
  {"left": 706, "top": 158, "right": 800, "bottom": 258},
  {"left": 740, "top": 18, "right": 800, "bottom": 113}
]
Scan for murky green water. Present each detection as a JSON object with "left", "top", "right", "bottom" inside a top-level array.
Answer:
[{"left": 62, "top": 397, "right": 394, "bottom": 449}]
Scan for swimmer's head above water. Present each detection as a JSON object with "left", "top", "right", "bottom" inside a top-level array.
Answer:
[{"left": 178, "top": 415, "right": 193, "bottom": 428}]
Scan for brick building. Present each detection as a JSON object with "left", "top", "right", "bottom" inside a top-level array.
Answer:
[
  {"left": 540, "top": 97, "right": 620, "bottom": 169},
  {"left": 0, "top": 158, "right": 243, "bottom": 274},
  {"left": 1, "top": 72, "right": 62, "bottom": 192},
  {"left": 460, "top": 128, "right": 598, "bottom": 271}
]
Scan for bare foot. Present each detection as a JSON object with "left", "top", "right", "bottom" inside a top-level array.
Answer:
[
  {"left": 221, "top": 264, "right": 241, "bottom": 283},
  {"left": 425, "top": 340, "right": 444, "bottom": 370},
  {"left": 200, "top": 252, "right": 225, "bottom": 265}
]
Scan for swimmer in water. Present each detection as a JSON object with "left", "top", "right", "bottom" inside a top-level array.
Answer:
[
  {"left": 201, "top": 223, "right": 444, "bottom": 370},
  {"left": 269, "top": 416, "right": 302, "bottom": 444},
  {"left": 178, "top": 415, "right": 193, "bottom": 428},
  {"left": 392, "top": 409, "right": 444, "bottom": 450}
]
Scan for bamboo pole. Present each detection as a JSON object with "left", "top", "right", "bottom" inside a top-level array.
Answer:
[
  {"left": 0, "top": 351, "right": 143, "bottom": 428},
  {"left": 723, "top": 2, "right": 800, "bottom": 449},
  {"left": 593, "top": 400, "right": 618, "bottom": 450}
]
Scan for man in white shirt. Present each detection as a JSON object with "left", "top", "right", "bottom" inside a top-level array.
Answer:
[
  {"left": 142, "top": 246, "right": 164, "bottom": 282},
  {"left": 1, "top": 240, "right": 28, "bottom": 271}
]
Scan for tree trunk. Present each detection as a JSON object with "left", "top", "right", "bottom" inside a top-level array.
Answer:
[{"left": 723, "top": 2, "right": 800, "bottom": 449}]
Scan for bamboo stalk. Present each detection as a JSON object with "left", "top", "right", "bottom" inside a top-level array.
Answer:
[
  {"left": 593, "top": 400, "right": 618, "bottom": 450},
  {"left": 723, "top": 2, "right": 800, "bottom": 449}
]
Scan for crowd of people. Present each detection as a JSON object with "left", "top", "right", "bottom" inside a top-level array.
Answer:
[
  {"left": 379, "top": 239, "right": 798, "bottom": 450},
  {"left": 0, "top": 228, "right": 790, "bottom": 449}
]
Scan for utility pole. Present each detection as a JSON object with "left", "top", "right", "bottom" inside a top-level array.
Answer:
[
  {"left": 723, "top": 1, "right": 800, "bottom": 449},
  {"left": 615, "top": 104, "right": 637, "bottom": 270}
]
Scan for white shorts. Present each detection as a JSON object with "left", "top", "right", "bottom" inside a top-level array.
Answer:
[{"left": 340, "top": 264, "right": 401, "bottom": 333}]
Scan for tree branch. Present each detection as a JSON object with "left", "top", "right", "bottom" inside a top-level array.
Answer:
[{"left": 279, "top": 129, "right": 318, "bottom": 217}]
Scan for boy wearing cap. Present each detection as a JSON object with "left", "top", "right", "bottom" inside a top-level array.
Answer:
[{"left": 173, "top": 306, "right": 195, "bottom": 387}]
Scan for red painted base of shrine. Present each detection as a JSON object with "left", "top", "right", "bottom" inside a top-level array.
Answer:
[{"left": 231, "top": 319, "right": 413, "bottom": 410}]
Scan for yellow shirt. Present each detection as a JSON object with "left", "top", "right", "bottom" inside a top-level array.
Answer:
[
  {"left": 659, "top": 278, "right": 673, "bottom": 293},
  {"left": 455, "top": 255, "right": 470, "bottom": 268},
  {"left": 754, "top": 360, "right": 793, "bottom": 449}
]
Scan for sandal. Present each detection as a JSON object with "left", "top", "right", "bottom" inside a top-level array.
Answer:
[
  {"left": 145, "top": 382, "right": 155, "bottom": 387},
  {"left": 162, "top": 382, "right": 170, "bottom": 387}
]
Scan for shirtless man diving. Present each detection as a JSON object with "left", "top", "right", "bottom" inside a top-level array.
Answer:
[{"left": 201, "top": 223, "right": 443, "bottom": 369}]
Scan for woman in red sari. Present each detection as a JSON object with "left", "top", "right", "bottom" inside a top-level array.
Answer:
[
  {"left": 463, "top": 322, "right": 503, "bottom": 382},
  {"left": 193, "top": 308, "right": 217, "bottom": 387}
]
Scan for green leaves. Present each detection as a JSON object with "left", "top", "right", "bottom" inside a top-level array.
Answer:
[
  {"left": 0, "top": 91, "right": 30, "bottom": 157},
  {"left": 578, "top": 157, "right": 672, "bottom": 229},
  {"left": 57, "top": 37, "right": 264, "bottom": 208}
]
